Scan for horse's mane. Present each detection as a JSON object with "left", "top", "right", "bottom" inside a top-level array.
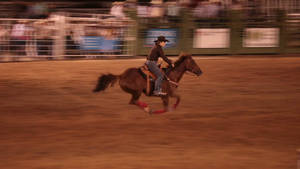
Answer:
[{"left": 174, "top": 53, "right": 191, "bottom": 67}]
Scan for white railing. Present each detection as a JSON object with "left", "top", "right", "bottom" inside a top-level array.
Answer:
[{"left": 0, "top": 12, "right": 134, "bottom": 59}]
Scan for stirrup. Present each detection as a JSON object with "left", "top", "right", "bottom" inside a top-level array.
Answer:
[{"left": 153, "top": 91, "right": 167, "bottom": 96}]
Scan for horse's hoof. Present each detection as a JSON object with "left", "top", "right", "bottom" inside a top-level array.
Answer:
[
  {"left": 151, "top": 109, "right": 167, "bottom": 114},
  {"left": 144, "top": 107, "right": 152, "bottom": 114},
  {"left": 168, "top": 107, "right": 174, "bottom": 112}
]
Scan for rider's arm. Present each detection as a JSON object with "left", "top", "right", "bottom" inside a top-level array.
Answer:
[{"left": 158, "top": 47, "right": 172, "bottom": 66}]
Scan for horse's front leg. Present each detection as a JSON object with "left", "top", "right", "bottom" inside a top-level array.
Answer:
[
  {"left": 152, "top": 96, "right": 169, "bottom": 114},
  {"left": 170, "top": 92, "right": 181, "bottom": 109}
]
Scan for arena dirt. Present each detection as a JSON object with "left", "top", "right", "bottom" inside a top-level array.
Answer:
[{"left": 1, "top": 57, "right": 300, "bottom": 169}]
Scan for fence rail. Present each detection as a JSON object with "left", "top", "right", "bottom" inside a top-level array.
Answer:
[{"left": 0, "top": 13, "right": 134, "bottom": 59}]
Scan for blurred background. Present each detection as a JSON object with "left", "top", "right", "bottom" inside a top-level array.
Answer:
[{"left": 0, "top": 0, "right": 300, "bottom": 59}]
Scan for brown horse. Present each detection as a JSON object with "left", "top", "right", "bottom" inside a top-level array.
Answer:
[{"left": 93, "top": 53, "right": 202, "bottom": 114}]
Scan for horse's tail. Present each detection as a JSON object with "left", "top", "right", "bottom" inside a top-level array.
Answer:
[{"left": 93, "top": 73, "right": 119, "bottom": 93}]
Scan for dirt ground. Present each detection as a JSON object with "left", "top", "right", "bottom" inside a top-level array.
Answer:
[{"left": 1, "top": 56, "right": 300, "bottom": 169}]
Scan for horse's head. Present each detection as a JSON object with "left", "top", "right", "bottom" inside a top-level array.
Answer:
[{"left": 175, "top": 53, "right": 202, "bottom": 76}]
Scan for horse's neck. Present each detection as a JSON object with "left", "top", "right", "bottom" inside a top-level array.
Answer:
[{"left": 168, "top": 62, "right": 186, "bottom": 83}]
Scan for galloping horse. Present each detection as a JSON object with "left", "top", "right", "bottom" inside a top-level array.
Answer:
[{"left": 93, "top": 53, "right": 202, "bottom": 114}]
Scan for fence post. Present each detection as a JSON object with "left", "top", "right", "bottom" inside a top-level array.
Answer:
[
  {"left": 278, "top": 9, "right": 286, "bottom": 55},
  {"left": 180, "top": 7, "right": 192, "bottom": 54},
  {"left": 229, "top": 10, "right": 243, "bottom": 55},
  {"left": 53, "top": 14, "right": 66, "bottom": 58},
  {"left": 124, "top": 0, "right": 137, "bottom": 56},
  {"left": 129, "top": 17, "right": 138, "bottom": 56}
]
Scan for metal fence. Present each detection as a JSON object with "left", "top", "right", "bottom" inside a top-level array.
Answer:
[
  {"left": 64, "top": 12, "right": 134, "bottom": 57},
  {"left": 1, "top": 7, "right": 300, "bottom": 60},
  {"left": 0, "top": 12, "right": 134, "bottom": 59}
]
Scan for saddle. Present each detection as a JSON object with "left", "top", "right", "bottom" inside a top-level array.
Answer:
[
  {"left": 140, "top": 64, "right": 157, "bottom": 96},
  {"left": 139, "top": 64, "right": 178, "bottom": 96}
]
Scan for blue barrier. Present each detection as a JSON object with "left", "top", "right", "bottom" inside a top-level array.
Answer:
[
  {"left": 144, "top": 28, "right": 178, "bottom": 48},
  {"left": 80, "top": 36, "right": 120, "bottom": 52}
]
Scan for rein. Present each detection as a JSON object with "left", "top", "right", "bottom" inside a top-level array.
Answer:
[
  {"left": 167, "top": 71, "right": 196, "bottom": 87},
  {"left": 162, "top": 68, "right": 179, "bottom": 87},
  {"left": 163, "top": 56, "right": 198, "bottom": 87},
  {"left": 185, "top": 71, "right": 198, "bottom": 77},
  {"left": 168, "top": 79, "right": 179, "bottom": 87}
]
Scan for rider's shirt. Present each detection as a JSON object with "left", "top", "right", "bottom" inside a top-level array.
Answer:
[{"left": 147, "top": 44, "right": 172, "bottom": 65}]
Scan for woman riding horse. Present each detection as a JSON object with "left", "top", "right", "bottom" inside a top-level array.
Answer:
[
  {"left": 146, "top": 36, "right": 174, "bottom": 96},
  {"left": 93, "top": 53, "right": 203, "bottom": 114}
]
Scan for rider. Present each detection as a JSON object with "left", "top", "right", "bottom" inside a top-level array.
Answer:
[{"left": 146, "top": 36, "right": 174, "bottom": 96}]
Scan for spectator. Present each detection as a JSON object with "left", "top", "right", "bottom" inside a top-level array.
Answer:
[
  {"left": 110, "top": 2, "right": 126, "bottom": 19},
  {"left": 194, "top": 1, "right": 221, "bottom": 18},
  {"left": 166, "top": 1, "right": 180, "bottom": 17},
  {"left": 0, "top": 25, "right": 9, "bottom": 54},
  {"left": 65, "top": 31, "right": 79, "bottom": 55},
  {"left": 231, "top": 0, "right": 243, "bottom": 10},
  {"left": 10, "top": 20, "right": 27, "bottom": 55},
  {"left": 149, "top": 0, "right": 164, "bottom": 18},
  {"left": 28, "top": 2, "right": 49, "bottom": 19},
  {"left": 206, "top": 1, "right": 220, "bottom": 18},
  {"left": 11, "top": 2, "right": 28, "bottom": 18},
  {"left": 35, "top": 20, "right": 53, "bottom": 56},
  {"left": 247, "top": 0, "right": 260, "bottom": 16},
  {"left": 25, "top": 21, "right": 37, "bottom": 57},
  {"left": 166, "top": 1, "right": 181, "bottom": 22},
  {"left": 137, "top": 3, "right": 150, "bottom": 18}
]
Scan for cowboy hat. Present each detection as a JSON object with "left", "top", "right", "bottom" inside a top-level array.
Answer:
[{"left": 154, "top": 36, "right": 169, "bottom": 42}]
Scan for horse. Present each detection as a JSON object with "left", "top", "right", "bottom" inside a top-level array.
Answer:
[{"left": 93, "top": 53, "right": 203, "bottom": 114}]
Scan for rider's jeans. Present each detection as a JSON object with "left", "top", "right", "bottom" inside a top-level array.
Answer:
[{"left": 145, "top": 60, "right": 164, "bottom": 92}]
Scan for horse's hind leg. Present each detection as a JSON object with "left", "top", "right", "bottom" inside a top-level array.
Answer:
[
  {"left": 129, "top": 91, "right": 151, "bottom": 114},
  {"left": 128, "top": 91, "right": 140, "bottom": 105},
  {"left": 119, "top": 71, "right": 151, "bottom": 114}
]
